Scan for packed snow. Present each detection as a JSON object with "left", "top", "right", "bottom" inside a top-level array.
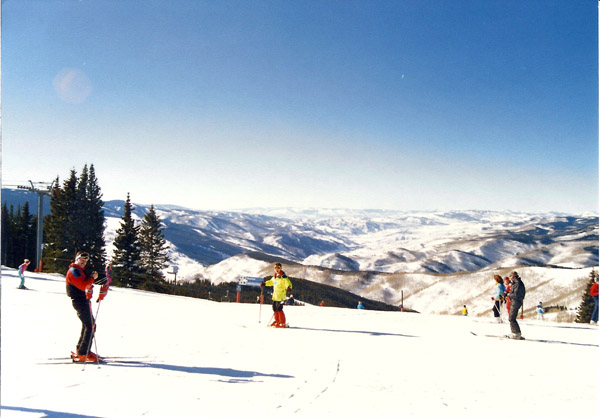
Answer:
[{"left": 1, "top": 267, "right": 598, "bottom": 418}]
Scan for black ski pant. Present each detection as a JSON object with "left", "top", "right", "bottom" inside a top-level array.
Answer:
[
  {"left": 508, "top": 299, "right": 523, "bottom": 335},
  {"left": 72, "top": 299, "right": 95, "bottom": 354},
  {"left": 493, "top": 300, "right": 501, "bottom": 317},
  {"left": 272, "top": 301, "right": 285, "bottom": 312}
]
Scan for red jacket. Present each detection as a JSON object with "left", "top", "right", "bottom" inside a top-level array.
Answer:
[
  {"left": 66, "top": 263, "right": 95, "bottom": 300},
  {"left": 590, "top": 282, "right": 599, "bottom": 297}
]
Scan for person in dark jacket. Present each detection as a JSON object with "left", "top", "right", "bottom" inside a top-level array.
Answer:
[
  {"left": 66, "top": 252, "right": 105, "bottom": 361},
  {"left": 507, "top": 271, "right": 526, "bottom": 339}
]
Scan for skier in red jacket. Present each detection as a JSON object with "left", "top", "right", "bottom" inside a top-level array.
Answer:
[
  {"left": 66, "top": 252, "right": 105, "bottom": 362},
  {"left": 503, "top": 277, "right": 512, "bottom": 315},
  {"left": 590, "top": 277, "right": 599, "bottom": 325}
]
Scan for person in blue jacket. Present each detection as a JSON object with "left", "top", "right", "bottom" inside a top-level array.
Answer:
[
  {"left": 357, "top": 301, "right": 365, "bottom": 310},
  {"left": 491, "top": 274, "right": 506, "bottom": 323}
]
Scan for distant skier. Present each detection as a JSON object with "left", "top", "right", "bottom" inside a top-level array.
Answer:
[
  {"left": 503, "top": 276, "right": 512, "bottom": 315},
  {"left": 590, "top": 276, "right": 599, "bottom": 325},
  {"left": 97, "top": 262, "right": 113, "bottom": 302},
  {"left": 506, "top": 271, "right": 526, "bottom": 339},
  {"left": 491, "top": 275, "right": 505, "bottom": 323},
  {"left": 65, "top": 252, "right": 106, "bottom": 361},
  {"left": 462, "top": 305, "right": 468, "bottom": 316},
  {"left": 18, "top": 259, "right": 31, "bottom": 289},
  {"left": 261, "top": 263, "right": 292, "bottom": 328},
  {"left": 536, "top": 302, "right": 544, "bottom": 320},
  {"left": 357, "top": 301, "right": 365, "bottom": 310}
]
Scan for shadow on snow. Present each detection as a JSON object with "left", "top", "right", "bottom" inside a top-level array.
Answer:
[
  {"left": 292, "top": 326, "right": 418, "bottom": 338},
  {"left": 103, "top": 360, "right": 294, "bottom": 380},
  {"left": 1, "top": 406, "right": 101, "bottom": 418}
]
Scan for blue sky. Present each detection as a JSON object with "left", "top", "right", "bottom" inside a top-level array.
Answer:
[{"left": 2, "top": 0, "right": 598, "bottom": 212}]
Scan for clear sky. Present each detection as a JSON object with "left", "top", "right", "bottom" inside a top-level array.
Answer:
[{"left": 1, "top": 0, "right": 598, "bottom": 213}]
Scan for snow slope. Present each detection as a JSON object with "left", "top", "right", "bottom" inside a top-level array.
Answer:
[{"left": 2, "top": 267, "right": 598, "bottom": 418}]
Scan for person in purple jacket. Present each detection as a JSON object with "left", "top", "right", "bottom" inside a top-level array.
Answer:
[{"left": 18, "top": 259, "right": 31, "bottom": 289}]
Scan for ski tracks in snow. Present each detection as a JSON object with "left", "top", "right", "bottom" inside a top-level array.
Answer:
[{"left": 277, "top": 358, "right": 341, "bottom": 414}]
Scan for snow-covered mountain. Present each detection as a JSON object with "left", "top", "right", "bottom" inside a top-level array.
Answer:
[
  {"left": 102, "top": 201, "right": 598, "bottom": 276},
  {"left": 102, "top": 202, "right": 598, "bottom": 315}
]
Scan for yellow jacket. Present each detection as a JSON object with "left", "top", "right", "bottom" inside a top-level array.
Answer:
[{"left": 265, "top": 273, "right": 292, "bottom": 302}]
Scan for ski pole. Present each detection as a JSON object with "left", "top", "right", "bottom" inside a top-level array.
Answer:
[
  {"left": 266, "top": 313, "right": 274, "bottom": 328},
  {"left": 82, "top": 300, "right": 102, "bottom": 371},
  {"left": 259, "top": 286, "right": 264, "bottom": 323}
]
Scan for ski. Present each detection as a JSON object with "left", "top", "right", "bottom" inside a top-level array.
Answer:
[
  {"left": 38, "top": 358, "right": 148, "bottom": 366},
  {"left": 470, "top": 331, "right": 525, "bottom": 340},
  {"left": 46, "top": 355, "right": 147, "bottom": 361},
  {"left": 471, "top": 331, "right": 598, "bottom": 347}
]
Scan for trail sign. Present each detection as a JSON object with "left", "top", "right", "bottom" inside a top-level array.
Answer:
[{"left": 239, "top": 276, "right": 264, "bottom": 287}]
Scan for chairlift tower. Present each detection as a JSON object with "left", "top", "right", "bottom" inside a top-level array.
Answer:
[{"left": 17, "top": 180, "right": 55, "bottom": 271}]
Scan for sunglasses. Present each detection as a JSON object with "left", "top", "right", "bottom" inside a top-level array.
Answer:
[{"left": 77, "top": 253, "right": 90, "bottom": 260}]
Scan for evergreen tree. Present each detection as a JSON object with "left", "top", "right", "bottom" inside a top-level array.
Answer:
[
  {"left": 1, "top": 203, "right": 37, "bottom": 268},
  {"left": 44, "top": 172, "right": 78, "bottom": 272},
  {"left": 43, "top": 165, "right": 107, "bottom": 273},
  {"left": 112, "top": 193, "right": 144, "bottom": 287},
  {"left": 139, "top": 204, "right": 170, "bottom": 283},
  {"left": 576, "top": 269, "right": 599, "bottom": 323},
  {"left": 43, "top": 176, "right": 68, "bottom": 272},
  {"left": 16, "top": 202, "right": 37, "bottom": 267},
  {"left": 2, "top": 204, "right": 18, "bottom": 267},
  {"left": 1, "top": 204, "right": 10, "bottom": 266},
  {"left": 76, "top": 164, "right": 106, "bottom": 271}
]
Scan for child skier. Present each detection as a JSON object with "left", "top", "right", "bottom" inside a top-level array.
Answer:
[
  {"left": 18, "top": 259, "right": 31, "bottom": 289},
  {"left": 261, "top": 263, "right": 292, "bottom": 328},
  {"left": 536, "top": 302, "right": 544, "bottom": 320}
]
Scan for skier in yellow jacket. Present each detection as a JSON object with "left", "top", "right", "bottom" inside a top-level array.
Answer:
[{"left": 261, "top": 263, "right": 292, "bottom": 328}]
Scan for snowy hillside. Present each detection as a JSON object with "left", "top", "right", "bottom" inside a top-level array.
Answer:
[
  {"left": 1, "top": 267, "right": 598, "bottom": 418},
  {"left": 191, "top": 254, "right": 595, "bottom": 319}
]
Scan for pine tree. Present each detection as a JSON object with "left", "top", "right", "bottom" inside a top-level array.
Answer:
[
  {"left": 44, "top": 172, "right": 78, "bottom": 272},
  {"left": 1, "top": 204, "right": 10, "bottom": 266},
  {"left": 2, "top": 204, "right": 18, "bottom": 267},
  {"left": 1, "top": 202, "right": 37, "bottom": 268},
  {"left": 112, "top": 193, "right": 144, "bottom": 287},
  {"left": 43, "top": 176, "right": 68, "bottom": 272},
  {"left": 139, "top": 204, "right": 170, "bottom": 283},
  {"left": 43, "top": 166, "right": 107, "bottom": 273},
  {"left": 575, "top": 269, "right": 599, "bottom": 323},
  {"left": 77, "top": 164, "right": 106, "bottom": 271},
  {"left": 16, "top": 201, "right": 37, "bottom": 267}
]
